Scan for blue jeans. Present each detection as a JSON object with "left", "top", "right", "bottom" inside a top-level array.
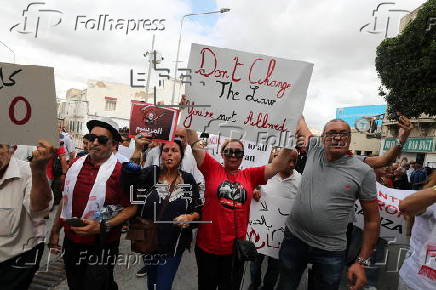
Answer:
[
  {"left": 146, "top": 254, "right": 182, "bottom": 290},
  {"left": 277, "top": 227, "right": 346, "bottom": 290}
]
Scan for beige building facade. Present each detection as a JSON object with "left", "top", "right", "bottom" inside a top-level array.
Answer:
[
  {"left": 57, "top": 79, "right": 183, "bottom": 149},
  {"left": 349, "top": 130, "right": 381, "bottom": 156}
]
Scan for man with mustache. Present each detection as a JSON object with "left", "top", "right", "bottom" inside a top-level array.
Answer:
[
  {"left": 49, "top": 120, "right": 136, "bottom": 290},
  {"left": 277, "top": 119, "right": 380, "bottom": 290}
]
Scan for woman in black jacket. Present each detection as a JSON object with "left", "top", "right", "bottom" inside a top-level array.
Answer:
[{"left": 122, "top": 139, "right": 202, "bottom": 290}]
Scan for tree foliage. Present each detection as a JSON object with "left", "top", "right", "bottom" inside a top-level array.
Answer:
[{"left": 375, "top": 0, "right": 436, "bottom": 118}]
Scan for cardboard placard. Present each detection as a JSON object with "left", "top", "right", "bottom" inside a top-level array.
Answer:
[
  {"left": 354, "top": 182, "right": 415, "bottom": 243},
  {"left": 247, "top": 192, "right": 293, "bottom": 259},
  {"left": 0, "top": 62, "right": 57, "bottom": 146},
  {"left": 180, "top": 43, "right": 313, "bottom": 147}
]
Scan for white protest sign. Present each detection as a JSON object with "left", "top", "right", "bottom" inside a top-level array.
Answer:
[
  {"left": 354, "top": 182, "right": 415, "bottom": 243},
  {"left": 0, "top": 62, "right": 57, "bottom": 146},
  {"left": 204, "top": 134, "right": 271, "bottom": 169},
  {"left": 247, "top": 192, "right": 292, "bottom": 259},
  {"left": 180, "top": 43, "right": 313, "bottom": 147}
]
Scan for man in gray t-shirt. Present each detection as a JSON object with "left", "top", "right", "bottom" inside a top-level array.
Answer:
[
  {"left": 286, "top": 143, "right": 376, "bottom": 251},
  {"left": 277, "top": 119, "right": 380, "bottom": 290}
]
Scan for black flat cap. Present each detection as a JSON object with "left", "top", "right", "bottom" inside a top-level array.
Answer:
[{"left": 86, "top": 120, "right": 122, "bottom": 142}]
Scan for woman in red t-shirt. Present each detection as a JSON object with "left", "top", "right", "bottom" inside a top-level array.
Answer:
[{"left": 186, "top": 129, "right": 294, "bottom": 290}]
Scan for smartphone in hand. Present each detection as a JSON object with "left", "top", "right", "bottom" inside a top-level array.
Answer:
[{"left": 65, "top": 218, "right": 87, "bottom": 227}]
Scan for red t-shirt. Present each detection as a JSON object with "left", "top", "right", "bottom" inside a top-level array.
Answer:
[
  {"left": 196, "top": 152, "right": 266, "bottom": 255},
  {"left": 62, "top": 156, "right": 131, "bottom": 244},
  {"left": 46, "top": 146, "right": 67, "bottom": 180}
]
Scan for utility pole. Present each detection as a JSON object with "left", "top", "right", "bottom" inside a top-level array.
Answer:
[{"left": 145, "top": 34, "right": 155, "bottom": 100}]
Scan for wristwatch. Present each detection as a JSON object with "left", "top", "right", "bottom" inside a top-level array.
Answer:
[
  {"left": 100, "top": 219, "right": 111, "bottom": 233},
  {"left": 356, "top": 256, "right": 371, "bottom": 266}
]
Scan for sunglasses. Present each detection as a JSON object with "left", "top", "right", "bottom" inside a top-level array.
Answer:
[
  {"left": 88, "top": 134, "right": 110, "bottom": 145},
  {"left": 223, "top": 149, "right": 244, "bottom": 158}
]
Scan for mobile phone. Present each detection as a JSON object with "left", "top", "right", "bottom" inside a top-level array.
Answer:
[{"left": 65, "top": 218, "right": 87, "bottom": 227}]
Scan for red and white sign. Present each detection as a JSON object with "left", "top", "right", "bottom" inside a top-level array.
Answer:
[
  {"left": 180, "top": 43, "right": 313, "bottom": 147},
  {"left": 0, "top": 62, "right": 57, "bottom": 146},
  {"left": 247, "top": 192, "right": 292, "bottom": 259},
  {"left": 354, "top": 182, "right": 415, "bottom": 242},
  {"left": 129, "top": 101, "right": 179, "bottom": 142}
]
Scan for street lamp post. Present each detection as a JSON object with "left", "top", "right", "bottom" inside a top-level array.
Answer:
[
  {"left": 170, "top": 8, "right": 231, "bottom": 105},
  {"left": 0, "top": 40, "right": 16, "bottom": 63}
]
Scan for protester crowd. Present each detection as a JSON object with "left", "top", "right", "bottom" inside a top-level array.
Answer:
[{"left": 1, "top": 104, "right": 435, "bottom": 290}]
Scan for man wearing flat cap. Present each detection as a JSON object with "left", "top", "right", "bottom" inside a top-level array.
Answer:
[{"left": 49, "top": 120, "right": 136, "bottom": 290}]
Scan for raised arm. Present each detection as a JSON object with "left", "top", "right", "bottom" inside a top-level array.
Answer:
[
  {"left": 364, "top": 115, "right": 412, "bottom": 168},
  {"left": 186, "top": 129, "right": 206, "bottom": 167},
  {"left": 30, "top": 140, "right": 55, "bottom": 212},
  {"left": 130, "top": 134, "right": 152, "bottom": 167},
  {"left": 296, "top": 116, "right": 312, "bottom": 141},
  {"left": 264, "top": 148, "right": 293, "bottom": 180},
  {"left": 364, "top": 145, "right": 403, "bottom": 168}
]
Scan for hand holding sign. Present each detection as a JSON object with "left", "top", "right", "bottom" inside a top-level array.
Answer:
[
  {"left": 253, "top": 188, "right": 261, "bottom": 202},
  {"left": 129, "top": 101, "right": 179, "bottom": 142},
  {"left": 179, "top": 94, "right": 188, "bottom": 107},
  {"left": 134, "top": 133, "right": 152, "bottom": 150},
  {"left": 29, "top": 139, "right": 55, "bottom": 172}
]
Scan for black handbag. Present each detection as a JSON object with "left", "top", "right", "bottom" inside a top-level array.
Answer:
[
  {"left": 233, "top": 200, "right": 257, "bottom": 262},
  {"left": 234, "top": 238, "right": 257, "bottom": 261},
  {"left": 126, "top": 172, "right": 178, "bottom": 254}
]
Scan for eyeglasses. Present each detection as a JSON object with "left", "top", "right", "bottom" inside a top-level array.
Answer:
[
  {"left": 324, "top": 131, "right": 350, "bottom": 139},
  {"left": 88, "top": 134, "right": 110, "bottom": 145},
  {"left": 223, "top": 149, "right": 244, "bottom": 158}
]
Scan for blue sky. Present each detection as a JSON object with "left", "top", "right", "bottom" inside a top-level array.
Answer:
[{"left": 189, "top": 0, "right": 220, "bottom": 28}]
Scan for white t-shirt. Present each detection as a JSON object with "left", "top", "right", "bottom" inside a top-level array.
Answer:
[
  {"left": 399, "top": 204, "right": 436, "bottom": 289},
  {"left": 261, "top": 171, "right": 301, "bottom": 201},
  {"left": 115, "top": 152, "right": 129, "bottom": 163},
  {"left": 118, "top": 145, "right": 134, "bottom": 159}
]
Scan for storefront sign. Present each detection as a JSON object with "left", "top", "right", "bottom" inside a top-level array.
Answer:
[{"left": 383, "top": 137, "right": 435, "bottom": 152}]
